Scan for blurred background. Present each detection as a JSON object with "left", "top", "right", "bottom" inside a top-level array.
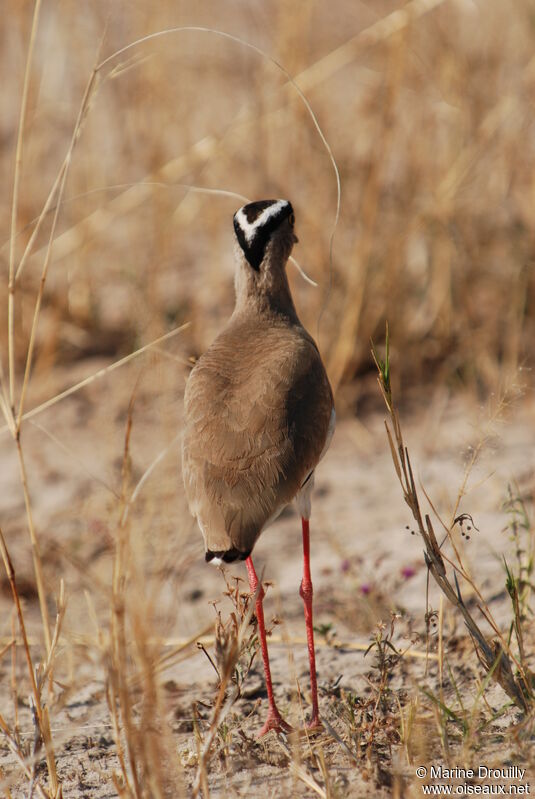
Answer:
[{"left": 2, "top": 0, "right": 534, "bottom": 418}]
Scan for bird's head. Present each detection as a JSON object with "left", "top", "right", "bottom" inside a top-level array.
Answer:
[{"left": 233, "top": 199, "right": 298, "bottom": 272}]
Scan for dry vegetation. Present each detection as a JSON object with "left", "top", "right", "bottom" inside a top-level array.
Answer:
[{"left": 0, "top": 0, "right": 534, "bottom": 796}]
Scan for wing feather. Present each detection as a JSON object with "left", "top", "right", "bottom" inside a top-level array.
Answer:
[{"left": 182, "top": 321, "right": 333, "bottom": 555}]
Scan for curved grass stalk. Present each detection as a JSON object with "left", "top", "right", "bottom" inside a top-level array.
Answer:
[{"left": 0, "top": 324, "right": 190, "bottom": 437}]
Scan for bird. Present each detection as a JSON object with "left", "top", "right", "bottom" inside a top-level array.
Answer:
[{"left": 182, "top": 199, "right": 335, "bottom": 736}]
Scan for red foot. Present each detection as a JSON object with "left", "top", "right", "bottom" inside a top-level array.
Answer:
[
  {"left": 257, "top": 707, "right": 293, "bottom": 738},
  {"left": 305, "top": 715, "right": 322, "bottom": 732}
]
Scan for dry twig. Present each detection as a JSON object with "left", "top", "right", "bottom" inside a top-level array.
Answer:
[{"left": 372, "top": 329, "right": 533, "bottom": 712}]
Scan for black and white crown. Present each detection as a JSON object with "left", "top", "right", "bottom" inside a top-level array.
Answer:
[{"left": 233, "top": 199, "right": 294, "bottom": 270}]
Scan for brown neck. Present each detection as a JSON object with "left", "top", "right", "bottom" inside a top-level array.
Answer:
[{"left": 233, "top": 245, "right": 300, "bottom": 323}]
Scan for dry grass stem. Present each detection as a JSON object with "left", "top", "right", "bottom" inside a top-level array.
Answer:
[
  {"left": 373, "top": 334, "right": 534, "bottom": 712},
  {"left": 15, "top": 64, "right": 100, "bottom": 428},
  {"left": 8, "top": 0, "right": 42, "bottom": 408},
  {"left": 0, "top": 526, "right": 59, "bottom": 796},
  {"left": 0, "top": 323, "right": 190, "bottom": 436},
  {"left": 191, "top": 577, "right": 261, "bottom": 798}
]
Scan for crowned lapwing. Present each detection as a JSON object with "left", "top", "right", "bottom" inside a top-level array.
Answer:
[{"left": 182, "top": 199, "right": 335, "bottom": 735}]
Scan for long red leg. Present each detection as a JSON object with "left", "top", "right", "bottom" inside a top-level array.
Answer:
[
  {"left": 299, "top": 517, "right": 321, "bottom": 729},
  {"left": 245, "top": 556, "right": 292, "bottom": 736}
]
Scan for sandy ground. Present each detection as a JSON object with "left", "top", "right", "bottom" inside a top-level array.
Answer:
[{"left": 0, "top": 354, "right": 533, "bottom": 796}]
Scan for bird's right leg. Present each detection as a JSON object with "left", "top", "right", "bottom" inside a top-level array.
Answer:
[{"left": 245, "top": 556, "right": 292, "bottom": 736}]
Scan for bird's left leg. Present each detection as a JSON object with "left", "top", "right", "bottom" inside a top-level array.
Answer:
[
  {"left": 245, "top": 556, "right": 292, "bottom": 736},
  {"left": 299, "top": 516, "right": 321, "bottom": 729}
]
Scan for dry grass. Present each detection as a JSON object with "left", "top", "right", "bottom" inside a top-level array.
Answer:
[
  {"left": 2, "top": 0, "right": 534, "bottom": 402},
  {"left": 0, "top": 1, "right": 534, "bottom": 796}
]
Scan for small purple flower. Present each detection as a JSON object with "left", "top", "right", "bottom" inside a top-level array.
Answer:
[
  {"left": 360, "top": 583, "right": 372, "bottom": 595},
  {"left": 341, "top": 559, "right": 351, "bottom": 573},
  {"left": 401, "top": 565, "right": 416, "bottom": 580}
]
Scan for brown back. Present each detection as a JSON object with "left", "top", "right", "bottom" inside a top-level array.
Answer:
[{"left": 182, "top": 312, "right": 333, "bottom": 559}]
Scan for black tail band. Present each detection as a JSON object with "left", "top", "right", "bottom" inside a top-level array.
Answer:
[{"left": 205, "top": 547, "right": 251, "bottom": 564}]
